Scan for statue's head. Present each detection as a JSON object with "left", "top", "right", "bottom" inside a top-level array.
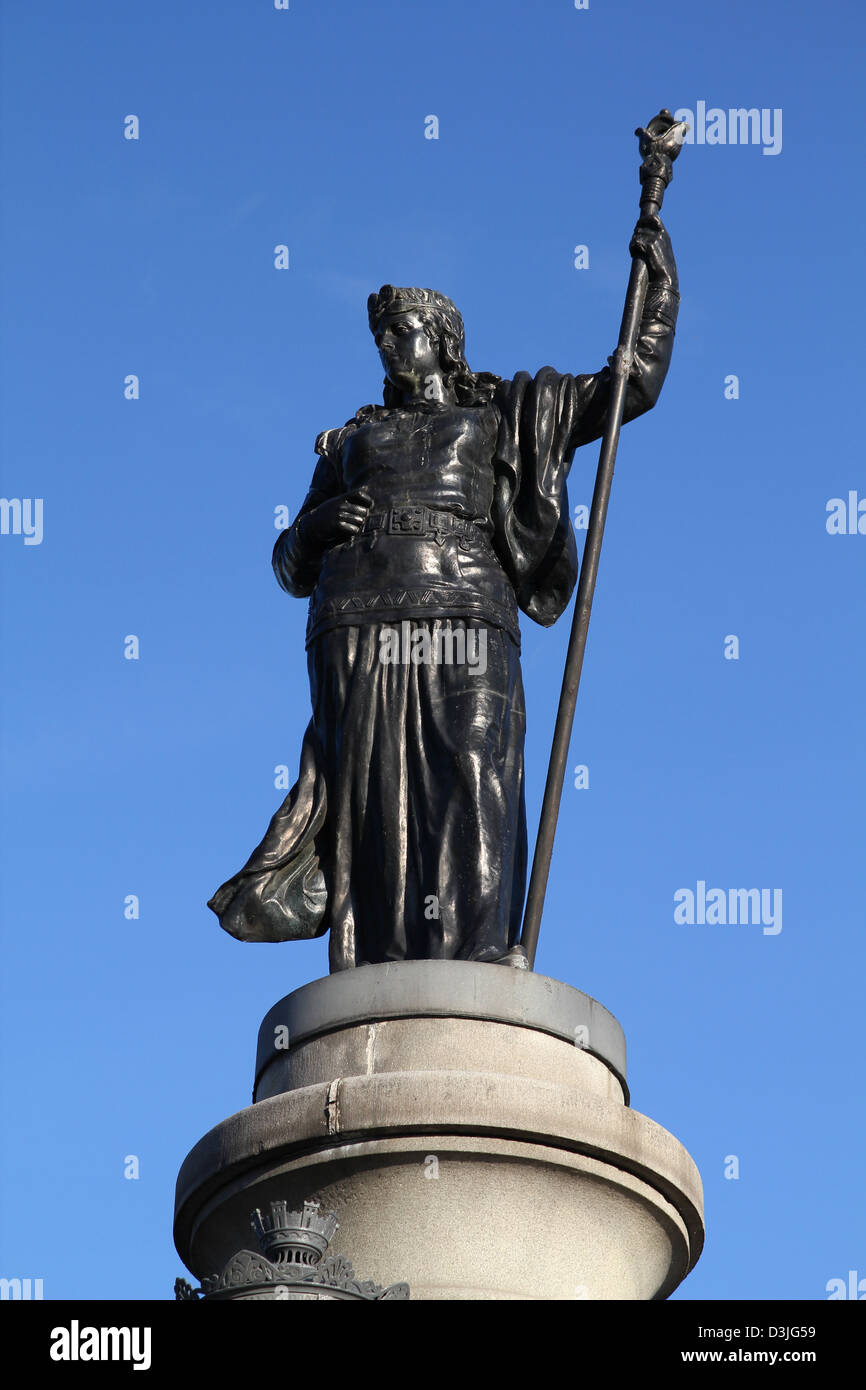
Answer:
[{"left": 367, "top": 285, "right": 499, "bottom": 408}]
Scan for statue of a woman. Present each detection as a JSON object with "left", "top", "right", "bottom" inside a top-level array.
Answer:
[{"left": 209, "top": 215, "right": 679, "bottom": 973}]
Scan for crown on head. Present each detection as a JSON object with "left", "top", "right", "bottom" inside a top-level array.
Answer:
[{"left": 367, "top": 284, "right": 464, "bottom": 349}]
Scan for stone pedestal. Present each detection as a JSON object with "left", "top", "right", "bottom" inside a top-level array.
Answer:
[{"left": 174, "top": 962, "right": 704, "bottom": 1300}]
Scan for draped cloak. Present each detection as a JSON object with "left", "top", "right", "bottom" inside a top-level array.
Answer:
[{"left": 208, "top": 299, "right": 676, "bottom": 966}]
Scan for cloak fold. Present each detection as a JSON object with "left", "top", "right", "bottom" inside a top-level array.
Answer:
[
  {"left": 208, "top": 720, "right": 328, "bottom": 942},
  {"left": 491, "top": 368, "right": 581, "bottom": 626}
]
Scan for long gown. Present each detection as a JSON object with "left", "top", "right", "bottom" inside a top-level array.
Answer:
[{"left": 208, "top": 293, "right": 677, "bottom": 972}]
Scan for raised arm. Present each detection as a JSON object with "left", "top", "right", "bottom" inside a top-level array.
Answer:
[{"left": 569, "top": 214, "right": 679, "bottom": 450}]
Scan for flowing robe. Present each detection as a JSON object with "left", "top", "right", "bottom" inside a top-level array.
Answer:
[{"left": 208, "top": 292, "right": 677, "bottom": 970}]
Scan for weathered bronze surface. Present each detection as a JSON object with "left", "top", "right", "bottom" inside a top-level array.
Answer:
[{"left": 209, "top": 120, "right": 681, "bottom": 973}]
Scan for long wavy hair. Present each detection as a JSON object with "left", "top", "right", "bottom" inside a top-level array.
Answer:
[{"left": 366, "top": 285, "right": 501, "bottom": 410}]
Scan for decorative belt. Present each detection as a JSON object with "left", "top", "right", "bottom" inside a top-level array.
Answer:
[{"left": 361, "top": 505, "right": 486, "bottom": 547}]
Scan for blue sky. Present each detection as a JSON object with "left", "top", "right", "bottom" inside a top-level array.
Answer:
[{"left": 0, "top": 0, "right": 863, "bottom": 1300}]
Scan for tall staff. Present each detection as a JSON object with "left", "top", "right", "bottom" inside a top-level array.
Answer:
[{"left": 520, "top": 110, "right": 687, "bottom": 969}]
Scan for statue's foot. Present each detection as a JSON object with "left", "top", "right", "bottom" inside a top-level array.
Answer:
[{"left": 492, "top": 944, "right": 530, "bottom": 970}]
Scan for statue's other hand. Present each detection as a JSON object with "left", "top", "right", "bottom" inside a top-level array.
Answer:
[
  {"left": 629, "top": 213, "right": 678, "bottom": 292},
  {"left": 299, "top": 490, "right": 373, "bottom": 549}
]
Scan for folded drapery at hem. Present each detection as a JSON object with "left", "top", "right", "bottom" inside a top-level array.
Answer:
[
  {"left": 207, "top": 719, "right": 328, "bottom": 943},
  {"left": 208, "top": 620, "right": 527, "bottom": 970}
]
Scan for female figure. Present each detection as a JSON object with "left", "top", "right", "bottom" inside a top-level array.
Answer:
[{"left": 209, "top": 215, "right": 679, "bottom": 972}]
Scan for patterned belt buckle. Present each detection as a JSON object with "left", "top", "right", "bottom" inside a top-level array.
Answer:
[
  {"left": 388, "top": 505, "right": 426, "bottom": 535},
  {"left": 427, "top": 509, "right": 451, "bottom": 545}
]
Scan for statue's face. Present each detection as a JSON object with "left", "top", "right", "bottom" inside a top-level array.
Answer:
[{"left": 372, "top": 311, "right": 440, "bottom": 392}]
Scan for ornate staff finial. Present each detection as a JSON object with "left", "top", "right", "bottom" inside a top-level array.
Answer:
[{"left": 634, "top": 108, "right": 689, "bottom": 212}]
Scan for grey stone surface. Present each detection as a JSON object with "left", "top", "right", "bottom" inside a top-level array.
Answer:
[
  {"left": 255, "top": 960, "right": 628, "bottom": 1102},
  {"left": 256, "top": 1014, "right": 623, "bottom": 1107},
  {"left": 176, "top": 968, "right": 704, "bottom": 1300},
  {"left": 175, "top": 1070, "right": 703, "bottom": 1300}
]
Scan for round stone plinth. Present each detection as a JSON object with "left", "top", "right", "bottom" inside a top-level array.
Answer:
[
  {"left": 254, "top": 960, "right": 629, "bottom": 1103},
  {"left": 175, "top": 963, "right": 704, "bottom": 1300}
]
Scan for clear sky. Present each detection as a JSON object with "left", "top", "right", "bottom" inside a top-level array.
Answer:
[{"left": 1, "top": 0, "right": 863, "bottom": 1301}]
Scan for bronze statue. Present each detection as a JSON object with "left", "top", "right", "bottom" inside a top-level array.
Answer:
[{"left": 208, "top": 113, "right": 684, "bottom": 974}]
